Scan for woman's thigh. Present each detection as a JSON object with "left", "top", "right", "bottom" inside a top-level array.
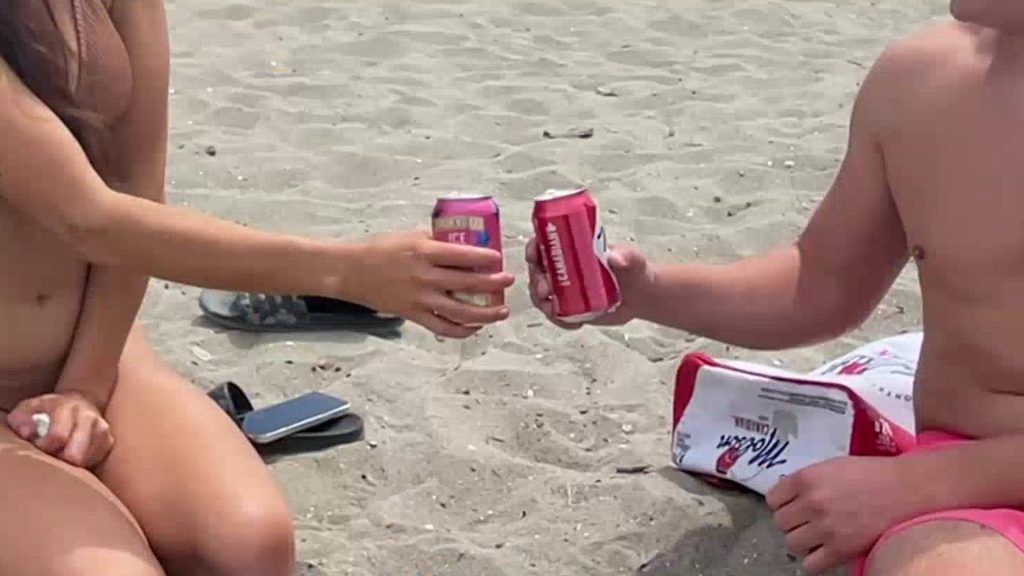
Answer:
[
  {"left": 0, "top": 423, "right": 164, "bottom": 576},
  {"left": 95, "top": 326, "right": 294, "bottom": 576}
]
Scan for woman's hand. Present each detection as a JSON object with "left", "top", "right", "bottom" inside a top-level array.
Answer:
[
  {"left": 350, "top": 231, "right": 515, "bottom": 338},
  {"left": 6, "top": 391, "right": 114, "bottom": 469}
]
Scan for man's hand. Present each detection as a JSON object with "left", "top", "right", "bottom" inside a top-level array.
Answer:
[
  {"left": 7, "top": 391, "right": 114, "bottom": 469},
  {"left": 766, "top": 456, "right": 916, "bottom": 574},
  {"left": 351, "top": 231, "right": 514, "bottom": 339},
  {"left": 525, "top": 237, "right": 654, "bottom": 328}
]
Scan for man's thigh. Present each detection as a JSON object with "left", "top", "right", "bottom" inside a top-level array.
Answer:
[{"left": 866, "top": 519, "right": 1024, "bottom": 576}]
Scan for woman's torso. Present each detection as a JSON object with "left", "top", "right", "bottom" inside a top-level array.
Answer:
[{"left": 0, "top": 0, "right": 133, "bottom": 409}]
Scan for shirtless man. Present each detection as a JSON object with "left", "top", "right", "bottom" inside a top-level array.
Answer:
[
  {"left": 0, "top": 1, "right": 510, "bottom": 575},
  {"left": 526, "top": 2, "right": 1024, "bottom": 574}
]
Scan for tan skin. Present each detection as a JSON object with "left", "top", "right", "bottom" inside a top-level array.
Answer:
[
  {"left": 529, "top": 5, "right": 1024, "bottom": 576},
  {"left": 0, "top": 1, "right": 511, "bottom": 575}
]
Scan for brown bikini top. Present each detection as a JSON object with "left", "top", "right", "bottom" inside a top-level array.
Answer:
[{"left": 0, "top": 0, "right": 132, "bottom": 143}]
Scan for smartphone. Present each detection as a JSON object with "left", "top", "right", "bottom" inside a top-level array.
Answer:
[{"left": 241, "top": 392, "right": 350, "bottom": 444}]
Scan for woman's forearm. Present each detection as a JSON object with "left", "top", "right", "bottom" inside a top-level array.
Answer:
[
  {"left": 69, "top": 190, "right": 367, "bottom": 303},
  {"left": 54, "top": 265, "right": 147, "bottom": 409}
]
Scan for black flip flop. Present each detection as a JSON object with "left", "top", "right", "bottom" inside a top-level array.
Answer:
[
  {"left": 208, "top": 382, "right": 364, "bottom": 455},
  {"left": 199, "top": 290, "right": 404, "bottom": 333}
]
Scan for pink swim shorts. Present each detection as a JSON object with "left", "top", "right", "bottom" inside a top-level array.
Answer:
[{"left": 852, "top": 430, "right": 1024, "bottom": 575}]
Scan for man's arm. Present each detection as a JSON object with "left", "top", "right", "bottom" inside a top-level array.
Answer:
[
  {"left": 628, "top": 53, "right": 909, "bottom": 349},
  {"left": 899, "top": 434, "right": 1024, "bottom": 513},
  {"left": 53, "top": 0, "right": 170, "bottom": 408}
]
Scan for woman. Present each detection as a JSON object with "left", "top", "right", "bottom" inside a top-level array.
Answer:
[{"left": 0, "top": 2, "right": 512, "bottom": 575}]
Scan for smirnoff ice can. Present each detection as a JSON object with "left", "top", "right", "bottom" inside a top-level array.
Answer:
[
  {"left": 532, "top": 187, "right": 620, "bottom": 322},
  {"left": 431, "top": 192, "right": 504, "bottom": 307}
]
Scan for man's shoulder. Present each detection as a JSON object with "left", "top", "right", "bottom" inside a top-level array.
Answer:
[
  {"left": 873, "top": 22, "right": 980, "bottom": 80},
  {"left": 853, "top": 22, "right": 979, "bottom": 129}
]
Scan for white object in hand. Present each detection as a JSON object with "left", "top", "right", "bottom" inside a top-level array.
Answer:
[{"left": 32, "top": 413, "right": 51, "bottom": 439}]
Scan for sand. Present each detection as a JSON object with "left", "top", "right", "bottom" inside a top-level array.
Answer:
[{"left": 145, "top": 1, "right": 947, "bottom": 574}]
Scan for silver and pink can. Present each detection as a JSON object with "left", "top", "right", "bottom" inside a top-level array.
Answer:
[
  {"left": 432, "top": 192, "right": 504, "bottom": 307},
  {"left": 532, "top": 187, "right": 621, "bottom": 323}
]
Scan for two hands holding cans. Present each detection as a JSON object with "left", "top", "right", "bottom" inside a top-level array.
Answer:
[{"left": 416, "top": 188, "right": 656, "bottom": 338}]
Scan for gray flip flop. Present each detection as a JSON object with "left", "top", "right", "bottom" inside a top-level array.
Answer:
[{"left": 199, "top": 290, "right": 404, "bottom": 333}]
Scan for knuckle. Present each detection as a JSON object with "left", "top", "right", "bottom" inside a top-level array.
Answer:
[
  {"left": 411, "top": 240, "right": 431, "bottom": 259},
  {"left": 818, "top": 521, "right": 837, "bottom": 542},
  {"left": 771, "top": 511, "right": 786, "bottom": 529},
  {"left": 790, "top": 470, "right": 812, "bottom": 492}
]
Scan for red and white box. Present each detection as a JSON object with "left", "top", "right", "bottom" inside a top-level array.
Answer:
[{"left": 671, "top": 334, "right": 920, "bottom": 495}]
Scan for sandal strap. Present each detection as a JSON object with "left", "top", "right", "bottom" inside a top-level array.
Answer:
[{"left": 237, "top": 293, "right": 310, "bottom": 327}]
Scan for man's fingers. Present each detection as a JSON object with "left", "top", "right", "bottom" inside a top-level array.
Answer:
[
  {"left": 529, "top": 269, "right": 552, "bottom": 304},
  {"left": 783, "top": 523, "right": 821, "bottom": 557},
  {"left": 528, "top": 272, "right": 582, "bottom": 330},
  {"left": 772, "top": 499, "right": 812, "bottom": 532},
  {"left": 766, "top": 475, "right": 799, "bottom": 510},
  {"left": 427, "top": 242, "right": 503, "bottom": 269},
  {"left": 425, "top": 294, "right": 509, "bottom": 326},
  {"left": 802, "top": 546, "right": 842, "bottom": 575},
  {"left": 415, "top": 311, "right": 480, "bottom": 339},
  {"left": 427, "top": 269, "right": 514, "bottom": 294},
  {"left": 553, "top": 317, "right": 583, "bottom": 331},
  {"left": 524, "top": 237, "right": 542, "bottom": 266}
]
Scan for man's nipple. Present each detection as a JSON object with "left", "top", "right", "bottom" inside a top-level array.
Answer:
[{"left": 911, "top": 245, "right": 926, "bottom": 262}]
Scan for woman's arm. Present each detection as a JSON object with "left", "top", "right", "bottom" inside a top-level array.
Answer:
[
  {"left": 53, "top": 0, "right": 170, "bottom": 408},
  {"left": 0, "top": 39, "right": 512, "bottom": 338}
]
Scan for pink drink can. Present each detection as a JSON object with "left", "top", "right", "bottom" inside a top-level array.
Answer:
[
  {"left": 532, "top": 187, "right": 621, "bottom": 322},
  {"left": 431, "top": 192, "right": 504, "bottom": 307}
]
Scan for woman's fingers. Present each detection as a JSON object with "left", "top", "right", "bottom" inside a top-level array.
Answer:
[
  {"left": 424, "top": 293, "right": 509, "bottom": 327},
  {"left": 426, "top": 242, "right": 503, "bottom": 269},
  {"left": 6, "top": 392, "right": 114, "bottom": 468},
  {"left": 426, "top": 268, "right": 514, "bottom": 294},
  {"left": 6, "top": 397, "right": 44, "bottom": 439},
  {"left": 413, "top": 310, "right": 481, "bottom": 339},
  {"left": 61, "top": 415, "right": 92, "bottom": 467},
  {"left": 36, "top": 402, "right": 74, "bottom": 454}
]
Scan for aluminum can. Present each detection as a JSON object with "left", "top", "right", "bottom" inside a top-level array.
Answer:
[
  {"left": 432, "top": 192, "right": 504, "bottom": 307},
  {"left": 532, "top": 187, "right": 620, "bottom": 322}
]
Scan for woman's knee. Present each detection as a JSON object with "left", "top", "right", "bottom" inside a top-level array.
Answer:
[{"left": 198, "top": 503, "right": 295, "bottom": 576}]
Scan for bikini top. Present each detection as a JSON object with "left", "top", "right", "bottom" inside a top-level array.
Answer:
[{"left": 0, "top": 0, "right": 132, "bottom": 146}]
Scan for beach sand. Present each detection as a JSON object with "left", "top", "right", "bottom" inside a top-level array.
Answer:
[{"left": 148, "top": 1, "right": 946, "bottom": 574}]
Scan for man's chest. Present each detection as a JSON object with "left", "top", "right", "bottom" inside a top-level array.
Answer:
[{"left": 885, "top": 103, "right": 1024, "bottom": 288}]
